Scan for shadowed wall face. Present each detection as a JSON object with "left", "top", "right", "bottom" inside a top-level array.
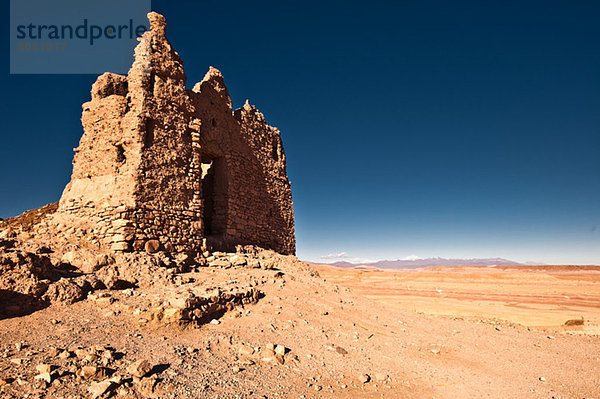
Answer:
[{"left": 54, "top": 12, "right": 295, "bottom": 255}]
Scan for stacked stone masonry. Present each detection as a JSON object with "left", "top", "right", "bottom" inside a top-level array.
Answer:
[{"left": 55, "top": 12, "right": 295, "bottom": 255}]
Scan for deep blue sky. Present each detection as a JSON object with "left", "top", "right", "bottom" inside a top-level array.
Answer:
[{"left": 2, "top": 1, "right": 599, "bottom": 264}]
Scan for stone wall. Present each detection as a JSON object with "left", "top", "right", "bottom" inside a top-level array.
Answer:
[{"left": 54, "top": 12, "right": 295, "bottom": 255}]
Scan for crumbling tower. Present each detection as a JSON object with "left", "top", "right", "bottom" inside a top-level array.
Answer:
[{"left": 55, "top": 12, "right": 295, "bottom": 255}]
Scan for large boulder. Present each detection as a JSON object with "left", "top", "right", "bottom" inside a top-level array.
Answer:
[{"left": 62, "top": 250, "right": 113, "bottom": 274}]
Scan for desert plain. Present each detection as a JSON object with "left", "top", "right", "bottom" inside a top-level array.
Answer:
[
  {"left": 315, "top": 264, "right": 600, "bottom": 333},
  {"left": 1, "top": 240, "right": 599, "bottom": 398}
]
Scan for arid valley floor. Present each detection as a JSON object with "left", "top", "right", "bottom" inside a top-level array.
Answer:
[{"left": 315, "top": 263, "right": 600, "bottom": 334}]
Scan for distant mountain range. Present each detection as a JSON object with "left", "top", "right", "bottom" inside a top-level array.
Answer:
[{"left": 325, "top": 257, "right": 524, "bottom": 270}]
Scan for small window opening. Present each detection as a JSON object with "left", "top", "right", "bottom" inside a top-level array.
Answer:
[
  {"left": 116, "top": 145, "right": 126, "bottom": 163},
  {"left": 272, "top": 139, "right": 279, "bottom": 161}
]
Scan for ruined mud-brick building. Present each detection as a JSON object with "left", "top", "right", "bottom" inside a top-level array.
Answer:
[{"left": 55, "top": 12, "right": 295, "bottom": 255}]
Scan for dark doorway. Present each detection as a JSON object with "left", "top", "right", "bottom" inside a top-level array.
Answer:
[{"left": 200, "top": 155, "right": 227, "bottom": 236}]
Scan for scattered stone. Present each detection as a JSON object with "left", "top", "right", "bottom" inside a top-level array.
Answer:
[
  {"left": 47, "top": 347, "right": 61, "bottom": 357},
  {"left": 238, "top": 344, "right": 254, "bottom": 357},
  {"left": 96, "top": 296, "right": 115, "bottom": 306},
  {"left": 261, "top": 344, "right": 280, "bottom": 364},
  {"left": 84, "top": 353, "right": 99, "bottom": 363},
  {"left": 358, "top": 374, "right": 371, "bottom": 384},
  {"left": 88, "top": 379, "right": 118, "bottom": 398},
  {"left": 335, "top": 346, "right": 348, "bottom": 355},
  {"left": 136, "top": 375, "right": 158, "bottom": 396},
  {"left": 44, "top": 279, "right": 85, "bottom": 304},
  {"left": 36, "top": 364, "right": 52, "bottom": 374},
  {"left": 127, "top": 359, "right": 152, "bottom": 378},
  {"left": 79, "top": 366, "right": 108, "bottom": 380},
  {"left": 210, "top": 319, "right": 220, "bottom": 325},
  {"left": 73, "top": 347, "right": 88, "bottom": 358},
  {"left": 274, "top": 344, "right": 287, "bottom": 356},
  {"left": 34, "top": 373, "right": 52, "bottom": 383}
]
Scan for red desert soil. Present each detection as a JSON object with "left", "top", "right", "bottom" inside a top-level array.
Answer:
[
  {"left": 314, "top": 264, "right": 600, "bottom": 333},
  {"left": 0, "top": 256, "right": 598, "bottom": 398}
]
